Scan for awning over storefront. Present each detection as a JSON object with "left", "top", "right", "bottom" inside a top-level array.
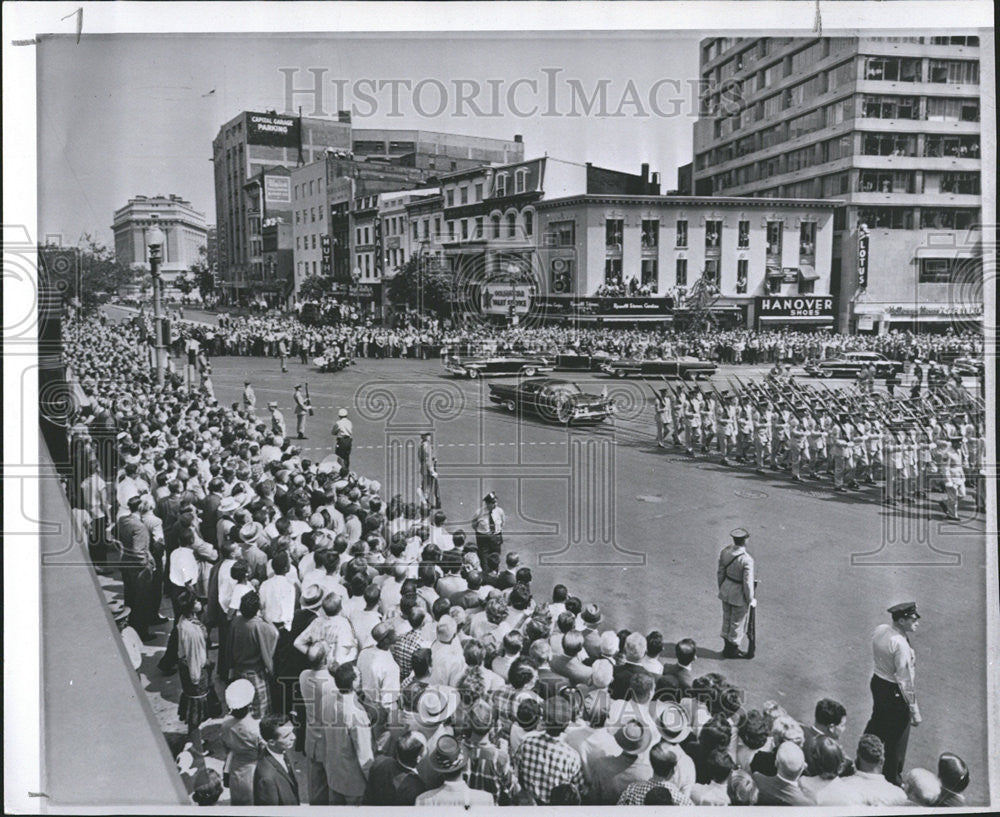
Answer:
[
  {"left": 798, "top": 265, "right": 819, "bottom": 281},
  {"left": 765, "top": 267, "right": 783, "bottom": 278}
]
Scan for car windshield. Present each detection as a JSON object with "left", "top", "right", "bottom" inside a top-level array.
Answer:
[{"left": 545, "top": 383, "right": 583, "bottom": 397}]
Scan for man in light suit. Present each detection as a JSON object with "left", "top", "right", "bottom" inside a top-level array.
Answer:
[
  {"left": 752, "top": 742, "right": 815, "bottom": 806},
  {"left": 253, "top": 713, "right": 300, "bottom": 805},
  {"left": 717, "top": 528, "right": 755, "bottom": 659},
  {"left": 320, "top": 662, "right": 375, "bottom": 805}
]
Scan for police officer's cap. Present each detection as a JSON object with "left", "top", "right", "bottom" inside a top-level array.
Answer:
[
  {"left": 267, "top": 401, "right": 278, "bottom": 409},
  {"left": 729, "top": 528, "right": 750, "bottom": 542},
  {"left": 294, "top": 384, "right": 302, "bottom": 389},
  {"left": 888, "top": 601, "right": 920, "bottom": 620},
  {"left": 938, "top": 752, "right": 970, "bottom": 792}
]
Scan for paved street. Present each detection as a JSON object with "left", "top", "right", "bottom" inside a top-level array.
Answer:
[{"left": 176, "top": 348, "right": 988, "bottom": 803}]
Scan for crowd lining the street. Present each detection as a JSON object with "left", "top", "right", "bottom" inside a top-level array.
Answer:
[{"left": 60, "top": 311, "right": 977, "bottom": 806}]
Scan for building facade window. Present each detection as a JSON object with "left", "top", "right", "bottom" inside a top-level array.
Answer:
[
  {"left": 861, "top": 95, "right": 918, "bottom": 119},
  {"left": 548, "top": 220, "right": 575, "bottom": 247},
  {"left": 858, "top": 207, "right": 914, "bottom": 229},
  {"left": 675, "top": 257, "right": 688, "bottom": 286},
  {"left": 460, "top": 219, "right": 468, "bottom": 240},
  {"left": 474, "top": 183, "right": 483, "bottom": 202},
  {"left": 858, "top": 170, "right": 915, "bottom": 194},
  {"left": 925, "top": 97, "right": 980, "bottom": 121},
  {"left": 605, "top": 219, "right": 624, "bottom": 249},
  {"left": 515, "top": 168, "right": 529, "bottom": 193},
  {"left": 507, "top": 212, "right": 517, "bottom": 238},
  {"left": 675, "top": 220, "right": 688, "bottom": 248},
  {"left": 491, "top": 214, "right": 501, "bottom": 239},
  {"left": 445, "top": 189, "right": 455, "bottom": 207},
  {"left": 736, "top": 258, "right": 748, "bottom": 293},
  {"left": 919, "top": 208, "right": 977, "bottom": 229},
  {"left": 604, "top": 258, "right": 622, "bottom": 284},
  {"left": 939, "top": 172, "right": 980, "bottom": 195},
  {"left": 475, "top": 216, "right": 485, "bottom": 238},
  {"left": 924, "top": 134, "right": 979, "bottom": 158},
  {"left": 766, "top": 222, "right": 783, "bottom": 257},
  {"left": 495, "top": 173, "right": 508, "bottom": 197},
  {"left": 799, "top": 222, "right": 816, "bottom": 262},
  {"left": 862, "top": 133, "right": 916, "bottom": 156},
  {"left": 927, "top": 59, "right": 979, "bottom": 84},
  {"left": 738, "top": 220, "right": 750, "bottom": 248},
  {"left": 641, "top": 220, "right": 659, "bottom": 248},
  {"left": 705, "top": 221, "right": 722, "bottom": 251},
  {"left": 864, "top": 56, "right": 921, "bottom": 82},
  {"left": 460, "top": 186, "right": 469, "bottom": 205},
  {"left": 523, "top": 210, "right": 533, "bottom": 236},
  {"left": 827, "top": 60, "right": 856, "bottom": 91},
  {"left": 641, "top": 259, "right": 658, "bottom": 292}
]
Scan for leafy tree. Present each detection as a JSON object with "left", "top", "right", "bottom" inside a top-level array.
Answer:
[
  {"left": 386, "top": 254, "right": 453, "bottom": 316},
  {"left": 174, "top": 273, "right": 196, "bottom": 296},
  {"left": 298, "top": 274, "right": 330, "bottom": 302},
  {"left": 189, "top": 244, "right": 214, "bottom": 298},
  {"left": 40, "top": 234, "right": 145, "bottom": 307}
]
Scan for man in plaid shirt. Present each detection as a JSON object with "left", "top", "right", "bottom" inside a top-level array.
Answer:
[
  {"left": 514, "top": 696, "right": 587, "bottom": 804},
  {"left": 491, "top": 659, "right": 541, "bottom": 745},
  {"left": 617, "top": 741, "right": 693, "bottom": 805},
  {"left": 391, "top": 605, "right": 427, "bottom": 679}
]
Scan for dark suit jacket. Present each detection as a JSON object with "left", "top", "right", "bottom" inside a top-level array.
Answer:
[
  {"left": 660, "top": 662, "right": 694, "bottom": 693},
  {"left": 750, "top": 749, "right": 778, "bottom": 777},
  {"left": 752, "top": 772, "right": 815, "bottom": 806},
  {"left": 610, "top": 661, "right": 655, "bottom": 700},
  {"left": 253, "top": 750, "right": 300, "bottom": 805},
  {"left": 199, "top": 492, "right": 222, "bottom": 543},
  {"left": 364, "top": 755, "right": 426, "bottom": 806},
  {"left": 534, "top": 667, "right": 569, "bottom": 700}
]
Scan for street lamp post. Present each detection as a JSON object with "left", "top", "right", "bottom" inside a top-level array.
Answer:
[{"left": 146, "top": 226, "right": 167, "bottom": 386}]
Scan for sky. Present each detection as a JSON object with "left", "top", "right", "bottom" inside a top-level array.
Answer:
[{"left": 37, "top": 32, "right": 701, "bottom": 247}]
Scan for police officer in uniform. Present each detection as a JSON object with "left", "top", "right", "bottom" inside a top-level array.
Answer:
[
  {"left": 474, "top": 492, "right": 505, "bottom": 566},
  {"left": 418, "top": 431, "right": 441, "bottom": 509},
  {"left": 332, "top": 407, "right": 353, "bottom": 469},
  {"left": 293, "top": 384, "right": 311, "bottom": 439},
  {"left": 717, "top": 528, "right": 756, "bottom": 659},
  {"left": 864, "top": 602, "right": 921, "bottom": 785},
  {"left": 242, "top": 380, "right": 256, "bottom": 412}
]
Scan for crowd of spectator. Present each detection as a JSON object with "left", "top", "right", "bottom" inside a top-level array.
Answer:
[{"left": 62, "top": 313, "right": 975, "bottom": 807}]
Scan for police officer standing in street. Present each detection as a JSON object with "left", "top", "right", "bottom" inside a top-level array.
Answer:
[
  {"left": 717, "top": 528, "right": 756, "bottom": 659},
  {"left": 242, "top": 380, "right": 256, "bottom": 413},
  {"left": 418, "top": 431, "right": 441, "bottom": 509},
  {"left": 293, "top": 384, "right": 311, "bottom": 440},
  {"left": 333, "top": 407, "right": 353, "bottom": 469},
  {"left": 474, "top": 492, "right": 505, "bottom": 567},
  {"left": 864, "top": 602, "right": 922, "bottom": 785}
]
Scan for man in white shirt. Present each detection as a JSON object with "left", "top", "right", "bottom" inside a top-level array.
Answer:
[
  {"left": 428, "top": 511, "right": 452, "bottom": 550},
  {"left": 816, "top": 734, "right": 909, "bottom": 806},
  {"left": 294, "top": 593, "right": 358, "bottom": 668},
  {"left": 258, "top": 551, "right": 297, "bottom": 630},
  {"left": 429, "top": 615, "right": 466, "bottom": 687},
  {"left": 357, "top": 621, "right": 402, "bottom": 711}
]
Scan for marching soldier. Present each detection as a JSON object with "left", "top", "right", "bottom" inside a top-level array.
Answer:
[
  {"left": 865, "top": 601, "right": 921, "bottom": 786},
  {"left": 853, "top": 419, "right": 872, "bottom": 485},
  {"left": 753, "top": 401, "right": 771, "bottom": 475},
  {"left": 332, "top": 408, "right": 353, "bottom": 470},
  {"left": 941, "top": 435, "right": 966, "bottom": 520},
  {"left": 717, "top": 528, "right": 756, "bottom": 659},
  {"left": 832, "top": 414, "right": 852, "bottom": 492},
  {"left": 268, "top": 401, "right": 286, "bottom": 439},
  {"left": 717, "top": 393, "right": 737, "bottom": 466},
  {"left": 789, "top": 411, "right": 809, "bottom": 482},
  {"left": 670, "top": 387, "right": 684, "bottom": 446},
  {"left": 737, "top": 398, "right": 754, "bottom": 463},
  {"left": 806, "top": 410, "right": 827, "bottom": 479},
  {"left": 882, "top": 426, "right": 904, "bottom": 506},
  {"left": 915, "top": 426, "right": 934, "bottom": 499},
  {"left": 683, "top": 391, "right": 700, "bottom": 457},
  {"left": 293, "top": 384, "right": 311, "bottom": 440},
  {"left": 700, "top": 393, "right": 716, "bottom": 454}
]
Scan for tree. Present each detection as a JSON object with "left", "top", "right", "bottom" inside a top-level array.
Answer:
[
  {"left": 189, "top": 244, "right": 214, "bottom": 299},
  {"left": 298, "top": 274, "right": 330, "bottom": 302},
  {"left": 40, "top": 234, "right": 145, "bottom": 307},
  {"left": 174, "top": 273, "right": 196, "bottom": 296},
  {"left": 386, "top": 254, "right": 453, "bottom": 316}
]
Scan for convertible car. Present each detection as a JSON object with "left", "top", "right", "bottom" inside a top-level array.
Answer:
[
  {"left": 552, "top": 350, "right": 615, "bottom": 372},
  {"left": 950, "top": 356, "right": 984, "bottom": 376},
  {"left": 803, "top": 351, "right": 903, "bottom": 378},
  {"left": 488, "top": 378, "right": 616, "bottom": 425},
  {"left": 443, "top": 353, "right": 552, "bottom": 378},
  {"left": 600, "top": 356, "right": 718, "bottom": 380}
]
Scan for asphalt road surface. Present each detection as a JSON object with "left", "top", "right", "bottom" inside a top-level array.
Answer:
[
  {"left": 99, "top": 305, "right": 989, "bottom": 802},
  {"left": 194, "top": 349, "right": 987, "bottom": 803}
]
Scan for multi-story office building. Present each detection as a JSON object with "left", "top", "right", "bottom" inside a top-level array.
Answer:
[
  {"left": 213, "top": 111, "right": 525, "bottom": 303},
  {"left": 692, "top": 36, "right": 988, "bottom": 332},
  {"left": 112, "top": 195, "right": 208, "bottom": 294}
]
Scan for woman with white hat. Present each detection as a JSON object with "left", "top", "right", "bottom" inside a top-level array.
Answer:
[{"left": 220, "top": 678, "right": 264, "bottom": 805}]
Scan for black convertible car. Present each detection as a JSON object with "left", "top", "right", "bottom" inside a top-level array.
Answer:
[
  {"left": 488, "top": 378, "right": 616, "bottom": 425},
  {"left": 601, "top": 356, "right": 718, "bottom": 380},
  {"left": 553, "top": 350, "right": 615, "bottom": 372},
  {"left": 443, "top": 352, "right": 552, "bottom": 378}
]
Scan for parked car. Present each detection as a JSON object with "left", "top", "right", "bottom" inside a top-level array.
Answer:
[
  {"left": 600, "top": 356, "right": 718, "bottom": 380},
  {"left": 488, "top": 378, "right": 616, "bottom": 425},
  {"left": 803, "top": 351, "right": 904, "bottom": 378},
  {"left": 553, "top": 350, "right": 615, "bottom": 372},
  {"left": 443, "top": 353, "right": 552, "bottom": 378}
]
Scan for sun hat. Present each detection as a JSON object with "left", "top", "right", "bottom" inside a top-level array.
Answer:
[
  {"left": 416, "top": 685, "right": 460, "bottom": 726},
  {"left": 653, "top": 701, "right": 692, "bottom": 744}
]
